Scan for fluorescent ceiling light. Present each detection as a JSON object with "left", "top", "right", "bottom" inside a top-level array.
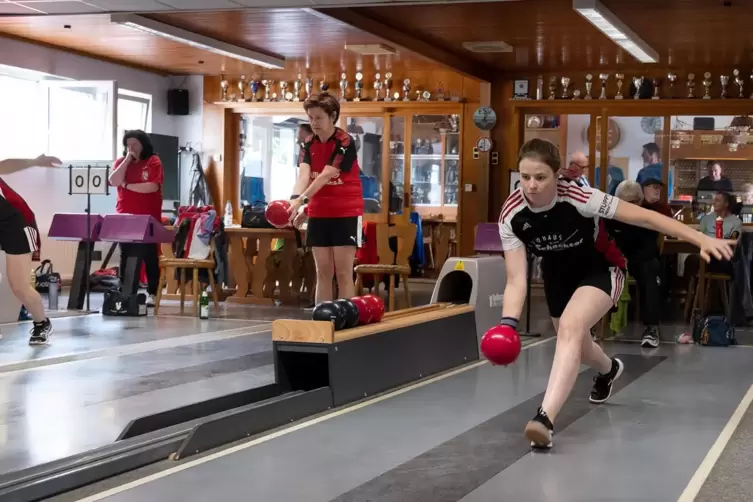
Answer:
[
  {"left": 573, "top": 0, "right": 658, "bottom": 63},
  {"left": 110, "top": 14, "right": 285, "bottom": 69}
]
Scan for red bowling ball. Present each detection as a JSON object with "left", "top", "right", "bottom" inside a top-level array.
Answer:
[
  {"left": 350, "top": 296, "right": 373, "bottom": 325},
  {"left": 265, "top": 200, "right": 292, "bottom": 229},
  {"left": 480, "top": 324, "right": 521, "bottom": 366},
  {"left": 362, "top": 294, "right": 385, "bottom": 322}
]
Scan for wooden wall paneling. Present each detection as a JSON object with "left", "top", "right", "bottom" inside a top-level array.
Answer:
[
  {"left": 598, "top": 111, "right": 609, "bottom": 192},
  {"left": 224, "top": 109, "right": 241, "bottom": 222},
  {"left": 380, "top": 112, "right": 392, "bottom": 224},
  {"left": 202, "top": 104, "right": 226, "bottom": 213},
  {"left": 660, "top": 115, "right": 672, "bottom": 203},
  {"left": 587, "top": 114, "right": 597, "bottom": 184},
  {"left": 490, "top": 78, "right": 514, "bottom": 220}
]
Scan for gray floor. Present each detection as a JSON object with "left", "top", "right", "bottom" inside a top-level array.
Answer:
[
  {"left": 71, "top": 341, "right": 753, "bottom": 502},
  {"left": 1, "top": 282, "right": 749, "bottom": 501},
  {"left": 0, "top": 299, "right": 293, "bottom": 475}
]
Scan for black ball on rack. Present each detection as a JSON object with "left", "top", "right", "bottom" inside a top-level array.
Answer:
[
  {"left": 334, "top": 298, "right": 360, "bottom": 330},
  {"left": 312, "top": 301, "right": 347, "bottom": 331}
]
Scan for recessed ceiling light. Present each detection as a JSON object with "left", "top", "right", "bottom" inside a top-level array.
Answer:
[{"left": 462, "top": 41, "right": 513, "bottom": 53}]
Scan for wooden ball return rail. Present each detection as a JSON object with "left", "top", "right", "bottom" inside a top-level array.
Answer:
[
  {"left": 16, "top": 303, "right": 480, "bottom": 502},
  {"left": 272, "top": 302, "right": 479, "bottom": 408}
]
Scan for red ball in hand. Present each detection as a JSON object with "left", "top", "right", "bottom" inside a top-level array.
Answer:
[{"left": 481, "top": 324, "right": 521, "bottom": 366}]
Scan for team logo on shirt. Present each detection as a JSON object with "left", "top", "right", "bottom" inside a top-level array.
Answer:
[
  {"left": 530, "top": 231, "right": 583, "bottom": 252},
  {"left": 142, "top": 169, "right": 149, "bottom": 181}
]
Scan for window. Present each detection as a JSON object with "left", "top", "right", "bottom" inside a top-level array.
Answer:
[
  {"left": 0, "top": 75, "right": 45, "bottom": 159},
  {"left": 117, "top": 89, "right": 152, "bottom": 141}
]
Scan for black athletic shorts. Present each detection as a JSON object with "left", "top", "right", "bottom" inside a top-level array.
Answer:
[
  {"left": 306, "top": 216, "right": 362, "bottom": 248},
  {"left": 542, "top": 265, "right": 625, "bottom": 319},
  {"left": 0, "top": 197, "right": 38, "bottom": 255}
]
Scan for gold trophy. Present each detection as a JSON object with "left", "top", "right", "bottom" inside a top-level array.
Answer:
[{"left": 599, "top": 73, "right": 608, "bottom": 99}]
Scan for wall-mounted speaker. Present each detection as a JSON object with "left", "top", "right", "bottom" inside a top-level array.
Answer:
[{"left": 167, "top": 89, "right": 189, "bottom": 116}]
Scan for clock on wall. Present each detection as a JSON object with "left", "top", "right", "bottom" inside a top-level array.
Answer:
[{"left": 581, "top": 118, "right": 622, "bottom": 152}]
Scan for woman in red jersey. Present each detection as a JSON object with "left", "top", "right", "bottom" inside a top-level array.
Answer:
[
  {"left": 288, "top": 93, "right": 364, "bottom": 303},
  {"left": 108, "top": 130, "right": 163, "bottom": 307},
  {"left": 0, "top": 154, "right": 61, "bottom": 345}
]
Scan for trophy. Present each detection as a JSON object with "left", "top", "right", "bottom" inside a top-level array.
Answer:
[
  {"left": 687, "top": 73, "right": 696, "bottom": 98},
  {"left": 249, "top": 79, "right": 259, "bottom": 102},
  {"left": 280, "top": 81, "right": 289, "bottom": 101},
  {"left": 420, "top": 90, "right": 431, "bottom": 101},
  {"left": 293, "top": 74, "right": 302, "bottom": 102},
  {"left": 261, "top": 79, "right": 271, "bottom": 101},
  {"left": 632, "top": 76, "right": 643, "bottom": 99},
  {"left": 652, "top": 78, "right": 661, "bottom": 99},
  {"left": 237, "top": 75, "right": 247, "bottom": 101},
  {"left": 702, "top": 72, "right": 712, "bottom": 99},
  {"left": 374, "top": 73, "right": 382, "bottom": 100},
  {"left": 536, "top": 75, "right": 544, "bottom": 100},
  {"left": 384, "top": 72, "right": 393, "bottom": 102},
  {"left": 320, "top": 80, "right": 329, "bottom": 93},
  {"left": 720, "top": 75, "right": 729, "bottom": 99},
  {"left": 547, "top": 76, "right": 557, "bottom": 99},
  {"left": 615, "top": 73, "right": 624, "bottom": 99},
  {"left": 599, "top": 73, "right": 608, "bottom": 99},
  {"left": 584, "top": 74, "right": 593, "bottom": 99},
  {"left": 560, "top": 76, "right": 570, "bottom": 99},
  {"left": 572, "top": 89, "right": 581, "bottom": 100},
  {"left": 339, "top": 73, "right": 348, "bottom": 102},
  {"left": 667, "top": 72, "right": 677, "bottom": 98},
  {"left": 734, "top": 69, "right": 744, "bottom": 98},
  {"left": 354, "top": 72, "right": 364, "bottom": 101},
  {"left": 220, "top": 75, "right": 229, "bottom": 102},
  {"left": 436, "top": 81, "right": 446, "bottom": 101},
  {"left": 402, "top": 79, "right": 411, "bottom": 101},
  {"left": 305, "top": 77, "right": 313, "bottom": 99}
]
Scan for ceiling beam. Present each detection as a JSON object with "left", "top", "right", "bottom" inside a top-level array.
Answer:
[{"left": 310, "top": 8, "right": 493, "bottom": 83}]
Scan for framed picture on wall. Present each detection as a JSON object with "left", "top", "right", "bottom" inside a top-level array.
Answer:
[{"left": 509, "top": 171, "right": 521, "bottom": 194}]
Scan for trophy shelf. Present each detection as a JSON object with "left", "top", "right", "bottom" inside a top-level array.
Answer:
[
  {"left": 665, "top": 130, "right": 753, "bottom": 161},
  {"left": 209, "top": 100, "right": 466, "bottom": 114},
  {"left": 510, "top": 98, "right": 753, "bottom": 116}
]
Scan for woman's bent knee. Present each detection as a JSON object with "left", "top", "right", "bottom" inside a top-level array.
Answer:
[{"left": 556, "top": 317, "right": 587, "bottom": 341}]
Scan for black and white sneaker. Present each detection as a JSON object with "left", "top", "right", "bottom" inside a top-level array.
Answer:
[
  {"left": 524, "top": 407, "right": 554, "bottom": 449},
  {"left": 589, "top": 358, "right": 624, "bottom": 404},
  {"left": 29, "top": 318, "right": 53, "bottom": 346},
  {"left": 640, "top": 326, "right": 660, "bottom": 348}
]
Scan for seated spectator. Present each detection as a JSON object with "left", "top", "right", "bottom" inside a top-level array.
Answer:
[
  {"left": 606, "top": 180, "right": 665, "bottom": 348},
  {"left": 685, "top": 191, "right": 740, "bottom": 288}
]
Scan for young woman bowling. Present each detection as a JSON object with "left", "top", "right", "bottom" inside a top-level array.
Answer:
[{"left": 496, "top": 138, "right": 733, "bottom": 449}]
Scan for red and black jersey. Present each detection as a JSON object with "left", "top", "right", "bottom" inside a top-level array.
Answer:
[
  {"left": 0, "top": 178, "right": 41, "bottom": 256},
  {"left": 298, "top": 127, "right": 363, "bottom": 218},
  {"left": 498, "top": 179, "right": 625, "bottom": 271}
]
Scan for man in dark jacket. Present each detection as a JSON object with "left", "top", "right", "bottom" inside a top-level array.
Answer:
[{"left": 606, "top": 179, "right": 668, "bottom": 348}]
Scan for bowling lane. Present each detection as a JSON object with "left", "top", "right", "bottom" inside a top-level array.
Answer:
[
  {"left": 0, "top": 315, "right": 268, "bottom": 371},
  {"left": 84, "top": 342, "right": 753, "bottom": 502},
  {"left": 0, "top": 324, "right": 275, "bottom": 474}
]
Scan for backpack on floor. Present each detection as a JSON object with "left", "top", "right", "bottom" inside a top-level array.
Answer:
[{"left": 692, "top": 315, "right": 737, "bottom": 347}]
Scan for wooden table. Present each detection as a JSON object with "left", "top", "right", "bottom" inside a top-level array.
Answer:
[{"left": 225, "top": 226, "right": 304, "bottom": 305}]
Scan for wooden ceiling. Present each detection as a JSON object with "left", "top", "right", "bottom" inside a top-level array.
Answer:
[
  {"left": 0, "top": 9, "right": 443, "bottom": 80},
  {"left": 354, "top": 0, "right": 753, "bottom": 73},
  {"left": 0, "top": 0, "right": 750, "bottom": 80}
]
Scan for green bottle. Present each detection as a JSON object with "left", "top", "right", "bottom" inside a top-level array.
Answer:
[{"left": 199, "top": 291, "right": 209, "bottom": 319}]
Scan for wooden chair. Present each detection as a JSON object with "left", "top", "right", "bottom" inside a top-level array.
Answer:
[
  {"left": 354, "top": 223, "right": 417, "bottom": 312},
  {"left": 692, "top": 260, "right": 731, "bottom": 317},
  {"left": 155, "top": 237, "right": 220, "bottom": 316}
]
